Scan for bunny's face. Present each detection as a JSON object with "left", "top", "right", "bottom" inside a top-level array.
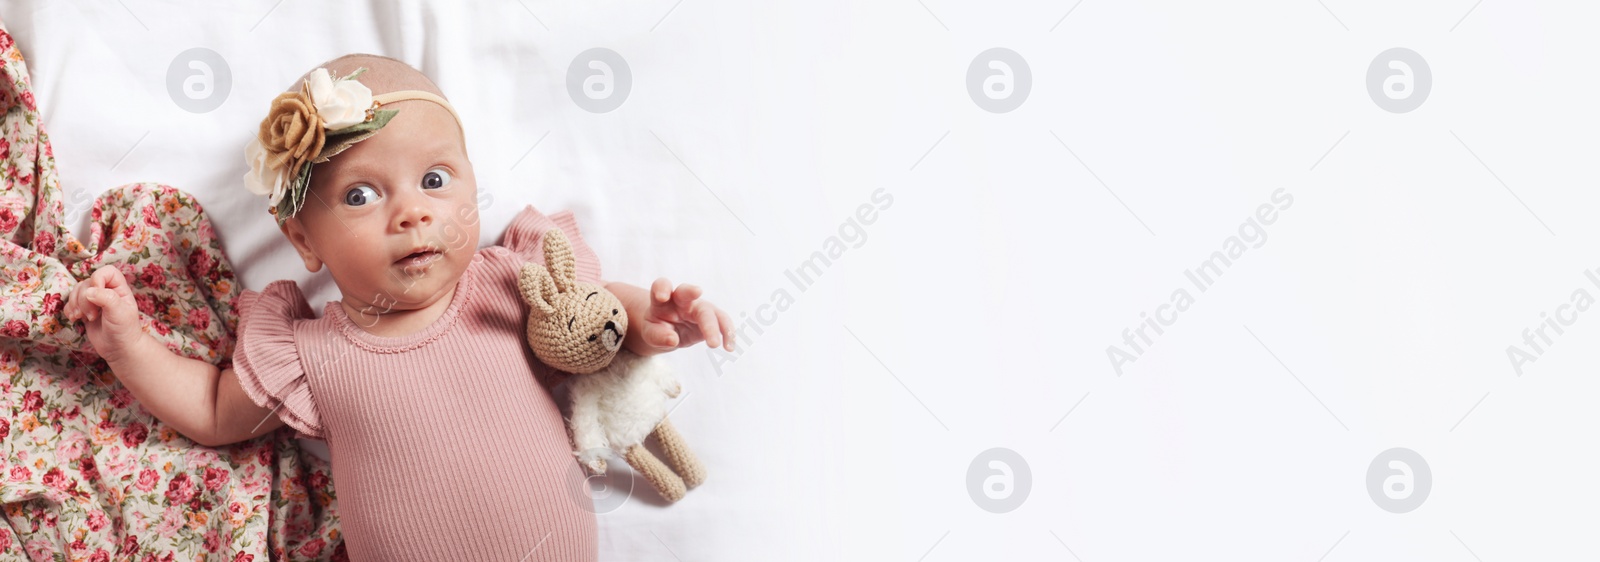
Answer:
[
  {"left": 524, "top": 279, "right": 628, "bottom": 374},
  {"left": 519, "top": 229, "right": 629, "bottom": 375}
]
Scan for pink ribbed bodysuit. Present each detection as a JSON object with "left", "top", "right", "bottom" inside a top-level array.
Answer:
[{"left": 232, "top": 206, "right": 601, "bottom": 561}]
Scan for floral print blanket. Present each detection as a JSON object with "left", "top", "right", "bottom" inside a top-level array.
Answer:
[{"left": 0, "top": 21, "right": 344, "bottom": 562}]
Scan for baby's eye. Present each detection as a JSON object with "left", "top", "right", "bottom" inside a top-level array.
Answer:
[
  {"left": 343, "top": 185, "right": 379, "bottom": 207},
  {"left": 421, "top": 168, "right": 453, "bottom": 190}
]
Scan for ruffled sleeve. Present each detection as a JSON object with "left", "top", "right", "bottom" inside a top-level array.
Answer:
[
  {"left": 498, "top": 205, "right": 603, "bottom": 283},
  {"left": 231, "top": 280, "right": 325, "bottom": 441}
]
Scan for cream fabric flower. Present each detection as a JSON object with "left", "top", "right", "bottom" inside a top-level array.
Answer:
[
  {"left": 242, "top": 138, "right": 286, "bottom": 206},
  {"left": 306, "top": 68, "right": 373, "bottom": 130}
]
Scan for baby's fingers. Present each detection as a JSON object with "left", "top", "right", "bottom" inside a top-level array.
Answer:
[
  {"left": 692, "top": 301, "right": 722, "bottom": 349},
  {"left": 83, "top": 287, "right": 136, "bottom": 327},
  {"left": 671, "top": 284, "right": 703, "bottom": 314},
  {"left": 89, "top": 266, "right": 131, "bottom": 298},
  {"left": 65, "top": 281, "right": 97, "bottom": 321},
  {"left": 642, "top": 320, "right": 680, "bottom": 349},
  {"left": 715, "top": 308, "right": 735, "bottom": 351},
  {"left": 70, "top": 289, "right": 102, "bottom": 322},
  {"left": 64, "top": 282, "right": 83, "bottom": 319},
  {"left": 651, "top": 278, "right": 673, "bottom": 304}
]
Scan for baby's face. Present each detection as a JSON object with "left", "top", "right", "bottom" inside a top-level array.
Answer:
[{"left": 282, "top": 100, "right": 479, "bottom": 314}]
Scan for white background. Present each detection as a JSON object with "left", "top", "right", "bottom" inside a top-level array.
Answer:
[{"left": 3, "top": 0, "right": 1597, "bottom": 560}]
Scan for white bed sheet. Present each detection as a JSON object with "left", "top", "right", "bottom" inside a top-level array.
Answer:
[{"left": 16, "top": 2, "right": 1585, "bottom": 560}]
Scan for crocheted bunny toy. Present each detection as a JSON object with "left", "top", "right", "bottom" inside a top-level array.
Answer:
[{"left": 518, "top": 230, "right": 707, "bottom": 503}]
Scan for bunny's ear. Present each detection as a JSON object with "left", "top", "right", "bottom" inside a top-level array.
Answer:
[
  {"left": 519, "top": 263, "right": 558, "bottom": 316},
  {"left": 541, "top": 229, "right": 578, "bottom": 293}
]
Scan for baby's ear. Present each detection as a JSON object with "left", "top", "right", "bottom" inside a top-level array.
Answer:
[
  {"left": 279, "top": 218, "right": 324, "bottom": 273},
  {"left": 541, "top": 229, "right": 577, "bottom": 293},
  {"left": 518, "top": 263, "right": 557, "bottom": 316}
]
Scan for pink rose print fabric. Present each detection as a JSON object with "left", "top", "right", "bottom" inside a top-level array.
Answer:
[{"left": 0, "top": 19, "right": 344, "bottom": 562}]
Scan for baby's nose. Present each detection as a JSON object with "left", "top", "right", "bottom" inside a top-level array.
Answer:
[
  {"left": 389, "top": 190, "right": 435, "bottom": 231},
  {"left": 393, "top": 207, "right": 433, "bottom": 231}
]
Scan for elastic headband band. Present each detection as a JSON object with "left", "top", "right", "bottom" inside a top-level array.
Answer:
[{"left": 372, "top": 90, "right": 463, "bottom": 131}]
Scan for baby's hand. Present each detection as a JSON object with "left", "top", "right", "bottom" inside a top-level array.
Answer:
[
  {"left": 627, "top": 278, "right": 734, "bottom": 355},
  {"left": 63, "top": 265, "right": 145, "bottom": 362}
]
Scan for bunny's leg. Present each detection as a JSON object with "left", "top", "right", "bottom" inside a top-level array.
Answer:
[
  {"left": 625, "top": 444, "right": 687, "bottom": 503},
  {"left": 650, "top": 418, "right": 706, "bottom": 489}
]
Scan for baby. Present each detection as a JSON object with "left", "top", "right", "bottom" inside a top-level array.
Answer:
[{"left": 61, "top": 54, "right": 733, "bottom": 561}]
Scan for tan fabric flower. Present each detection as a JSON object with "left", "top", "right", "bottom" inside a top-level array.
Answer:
[
  {"left": 257, "top": 85, "right": 326, "bottom": 175},
  {"left": 245, "top": 67, "right": 392, "bottom": 223}
]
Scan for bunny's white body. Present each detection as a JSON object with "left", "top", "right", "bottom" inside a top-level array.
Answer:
[{"left": 567, "top": 349, "right": 681, "bottom": 470}]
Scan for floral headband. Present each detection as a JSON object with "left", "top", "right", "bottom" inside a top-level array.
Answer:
[{"left": 243, "top": 67, "right": 462, "bottom": 225}]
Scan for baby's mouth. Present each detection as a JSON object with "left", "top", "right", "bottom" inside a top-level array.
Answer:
[{"left": 396, "top": 250, "right": 442, "bottom": 269}]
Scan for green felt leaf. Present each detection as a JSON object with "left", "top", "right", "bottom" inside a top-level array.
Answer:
[
  {"left": 331, "top": 108, "right": 396, "bottom": 137},
  {"left": 274, "top": 161, "right": 314, "bottom": 225}
]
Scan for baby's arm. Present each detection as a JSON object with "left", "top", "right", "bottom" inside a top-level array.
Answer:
[{"left": 64, "top": 266, "right": 285, "bottom": 447}]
